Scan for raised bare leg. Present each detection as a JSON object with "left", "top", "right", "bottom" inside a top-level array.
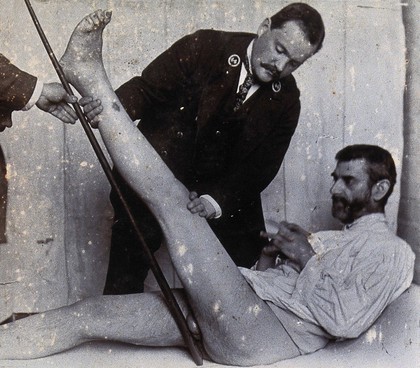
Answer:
[
  {"left": 61, "top": 9, "right": 299, "bottom": 365},
  {"left": 0, "top": 10, "right": 299, "bottom": 365}
]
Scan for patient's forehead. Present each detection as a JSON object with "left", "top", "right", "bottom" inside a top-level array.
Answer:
[{"left": 333, "top": 159, "right": 369, "bottom": 179}]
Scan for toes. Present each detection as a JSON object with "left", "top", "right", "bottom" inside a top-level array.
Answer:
[
  {"left": 104, "top": 10, "right": 112, "bottom": 24},
  {"left": 91, "top": 11, "right": 102, "bottom": 27},
  {"left": 98, "top": 9, "right": 112, "bottom": 25},
  {"left": 88, "top": 9, "right": 112, "bottom": 28},
  {"left": 79, "top": 9, "right": 112, "bottom": 32},
  {"left": 83, "top": 16, "right": 95, "bottom": 30}
]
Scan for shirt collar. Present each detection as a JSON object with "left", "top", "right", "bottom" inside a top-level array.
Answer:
[
  {"left": 246, "top": 39, "right": 254, "bottom": 74},
  {"left": 343, "top": 213, "right": 387, "bottom": 230},
  {"left": 240, "top": 40, "right": 260, "bottom": 88}
]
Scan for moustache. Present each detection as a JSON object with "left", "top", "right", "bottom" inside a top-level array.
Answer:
[
  {"left": 261, "top": 63, "right": 281, "bottom": 79},
  {"left": 332, "top": 195, "right": 349, "bottom": 207}
]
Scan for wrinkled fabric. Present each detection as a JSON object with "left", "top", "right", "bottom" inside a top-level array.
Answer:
[{"left": 240, "top": 213, "right": 415, "bottom": 353}]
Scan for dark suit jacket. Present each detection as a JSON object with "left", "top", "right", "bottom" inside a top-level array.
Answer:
[
  {"left": 107, "top": 30, "right": 301, "bottom": 287},
  {"left": 0, "top": 54, "right": 37, "bottom": 126}
]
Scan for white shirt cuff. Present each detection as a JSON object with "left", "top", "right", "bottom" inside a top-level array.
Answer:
[
  {"left": 199, "top": 194, "right": 222, "bottom": 219},
  {"left": 22, "top": 79, "right": 43, "bottom": 111}
]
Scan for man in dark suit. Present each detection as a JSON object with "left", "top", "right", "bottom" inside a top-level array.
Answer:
[
  {"left": 0, "top": 53, "right": 77, "bottom": 129},
  {"left": 103, "top": 2, "right": 325, "bottom": 294}
]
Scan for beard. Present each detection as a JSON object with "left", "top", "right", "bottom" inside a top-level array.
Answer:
[{"left": 331, "top": 195, "right": 369, "bottom": 224}]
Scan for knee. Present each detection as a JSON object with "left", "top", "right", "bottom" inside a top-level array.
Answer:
[
  {"left": 206, "top": 345, "right": 273, "bottom": 366},
  {"left": 209, "top": 348, "right": 284, "bottom": 366},
  {"left": 69, "top": 296, "right": 104, "bottom": 335},
  {"left": 203, "top": 333, "right": 290, "bottom": 366},
  {"left": 72, "top": 296, "right": 99, "bottom": 314}
]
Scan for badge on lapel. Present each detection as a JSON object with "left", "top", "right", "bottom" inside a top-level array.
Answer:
[
  {"left": 228, "top": 54, "right": 241, "bottom": 67},
  {"left": 272, "top": 80, "right": 282, "bottom": 93}
]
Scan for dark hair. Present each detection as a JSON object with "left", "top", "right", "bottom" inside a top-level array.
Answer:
[
  {"left": 270, "top": 2, "right": 325, "bottom": 53},
  {"left": 335, "top": 144, "right": 397, "bottom": 207}
]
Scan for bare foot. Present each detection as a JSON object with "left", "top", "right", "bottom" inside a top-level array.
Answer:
[{"left": 60, "top": 9, "right": 112, "bottom": 96}]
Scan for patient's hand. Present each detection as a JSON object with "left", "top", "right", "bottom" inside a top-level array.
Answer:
[
  {"left": 260, "top": 221, "right": 315, "bottom": 270},
  {"left": 79, "top": 96, "right": 103, "bottom": 127},
  {"left": 187, "top": 191, "right": 216, "bottom": 219}
]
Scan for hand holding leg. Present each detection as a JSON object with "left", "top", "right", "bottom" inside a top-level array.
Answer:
[{"left": 35, "top": 82, "right": 78, "bottom": 124}]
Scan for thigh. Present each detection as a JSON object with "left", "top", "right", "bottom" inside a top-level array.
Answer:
[{"left": 198, "top": 297, "right": 300, "bottom": 366}]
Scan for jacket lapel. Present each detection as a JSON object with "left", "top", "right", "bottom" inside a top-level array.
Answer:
[
  {"left": 195, "top": 32, "right": 293, "bottom": 164},
  {"left": 196, "top": 34, "right": 252, "bottom": 130}
]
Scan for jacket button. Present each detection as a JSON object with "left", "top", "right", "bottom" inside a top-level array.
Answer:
[
  {"left": 215, "top": 130, "right": 221, "bottom": 136},
  {"left": 176, "top": 131, "right": 184, "bottom": 139}
]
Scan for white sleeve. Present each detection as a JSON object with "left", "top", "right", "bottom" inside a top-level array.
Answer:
[
  {"left": 199, "top": 194, "right": 222, "bottom": 218},
  {"left": 22, "top": 79, "right": 43, "bottom": 111}
]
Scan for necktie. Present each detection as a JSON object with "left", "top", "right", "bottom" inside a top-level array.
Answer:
[{"left": 234, "top": 57, "right": 254, "bottom": 112}]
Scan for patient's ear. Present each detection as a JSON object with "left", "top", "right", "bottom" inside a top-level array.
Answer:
[
  {"left": 257, "top": 18, "right": 271, "bottom": 37},
  {"left": 371, "top": 179, "right": 391, "bottom": 202}
]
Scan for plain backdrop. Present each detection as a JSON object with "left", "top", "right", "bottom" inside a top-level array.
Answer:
[{"left": 0, "top": 0, "right": 409, "bottom": 319}]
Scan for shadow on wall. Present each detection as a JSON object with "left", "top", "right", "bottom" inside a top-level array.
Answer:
[
  {"left": 0, "top": 146, "right": 6, "bottom": 244},
  {"left": 397, "top": 0, "right": 420, "bottom": 285}
]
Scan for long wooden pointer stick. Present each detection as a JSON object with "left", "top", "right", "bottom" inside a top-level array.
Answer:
[{"left": 23, "top": 1, "right": 203, "bottom": 365}]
